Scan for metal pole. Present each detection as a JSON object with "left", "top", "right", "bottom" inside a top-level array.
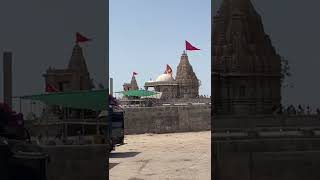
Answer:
[
  {"left": 82, "top": 109, "right": 85, "bottom": 135},
  {"left": 46, "top": 104, "right": 48, "bottom": 139},
  {"left": 63, "top": 107, "right": 68, "bottom": 141},
  {"left": 249, "top": 151, "right": 253, "bottom": 180},
  {"left": 30, "top": 100, "right": 32, "bottom": 114},
  {"left": 19, "top": 97, "right": 22, "bottom": 113},
  {"left": 3, "top": 52, "right": 13, "bottom": 108},
  {"left": 110, "top": 78, "right": 113, "bottom": 96},
  {"left": 96, "top": 111, "right": 99, "bottom": 135}
]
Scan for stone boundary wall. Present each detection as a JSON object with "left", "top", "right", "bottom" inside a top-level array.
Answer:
[
  {"left": 123, "top": 104, "right": 211, "bottom": 134},
  {"left": 213, "top": 115, "right": 320, "bottom": 129},
  {"left": 42, "top": 145, "right": 108, "bottom": 180},
  {"left": 213, "top": 138, "right": 320, "bottom": 180},
  {"left": 157, "top": 98, "right": 211, "bottom": 104}
]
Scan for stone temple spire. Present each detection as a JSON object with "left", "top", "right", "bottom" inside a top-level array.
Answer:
[
  {"left": 68, "top": 44, "right": 89, "bottom": 72},
  {"left": 43, "top": 43, "right": 93, "bottom": 92},
  {"left": 214, "top": 0, "right": 266, "bottom": 48},
  {"left": 176, "top": 51, "right": 199, "bottom": 98},
  {"left": 213, "top": 0, "right": 281, "bottom": 115},
  {"left": 130, "top": 75, "right": 139, "bottom": 90}
]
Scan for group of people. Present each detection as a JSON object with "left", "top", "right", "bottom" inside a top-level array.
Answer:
[
  {"left": 197, "top": 95, "right": 211, "bottom": 99},
  {"left": 273, "top": 104, "right": 320, "bottom": 115}
]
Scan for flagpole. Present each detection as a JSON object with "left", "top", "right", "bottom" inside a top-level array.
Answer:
[{"left": 185, "top": 40, "right": 187, "bottom": 55}]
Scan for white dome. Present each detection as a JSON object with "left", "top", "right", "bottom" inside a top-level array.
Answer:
[{"left": 155, "top": 74, "right": 174, "bottom": 82}]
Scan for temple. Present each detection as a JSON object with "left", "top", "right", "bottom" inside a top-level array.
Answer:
[
  {"left": 42, "top": 43, "right": 95, "bottom": 119},
  {"left": 212, "top": 0, "right": 281, "bottom": 115},
  {"left": 43, "top": 44, "right": 94, "bottom": 92},
  {"left": 123, "top": 75, "right": 139, "bottom": 91},
  {"left": 143, "top": 51, "right": 200, "bottom": 99},
  {"left": 212, "top": 1, "right": 320, "bottom": 179}
]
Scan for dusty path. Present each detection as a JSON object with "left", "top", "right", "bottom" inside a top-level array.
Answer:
[{"left": 109, "top": 131, "right": 211, "bottom": 180}]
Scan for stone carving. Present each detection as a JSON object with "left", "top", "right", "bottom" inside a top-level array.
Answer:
[
  {"left": 176, "top": 51, "right": 200, "bottom": 98},
  {"left": 212, "top": 0, "right": 281, "bottom": 115},
  {"left": 123, "top": 75, "right": 139, "bottom": 91},
  {"left": 143, "top": 51, "right": 200, "bottom": 99},
  {"left": 43, "top": 44, "right": 93, "bottom": 91}
]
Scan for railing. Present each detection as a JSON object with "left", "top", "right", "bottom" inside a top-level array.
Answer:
[
  {"left": 213, "top": 128, "right": 320, "bottom": 140},
  {"left": 212, "top": 114, "right": 320, "bottom": 139},
  {"left": 120, "top": 98, "right": 211, "bottom": 108},
  {"left": 121, "top": 102, "right": 211, "bottom": 109}
]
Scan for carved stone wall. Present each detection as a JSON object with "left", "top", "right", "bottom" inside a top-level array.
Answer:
[
  {"left": 176, "top": 51, "right": 200, "bottom": 98},
  {"left": 43, "top": 44, "right": 92, "bottom": 91},
  {"left": 212, "top": 0, "right": 281, "bottom": 115},
  {"left": 123, "top": 76, "right": 139, "bottom": 91}
]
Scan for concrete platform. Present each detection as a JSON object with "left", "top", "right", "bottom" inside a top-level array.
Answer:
[
  {"left": 110, "top": 131, "right": 211, "bottom": 180},
  {"left": 42, "top": 144, "right": 109, "bottom": 180}
]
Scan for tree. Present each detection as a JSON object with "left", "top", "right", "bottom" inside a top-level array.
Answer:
[{"left": 280, "top": 56, "right": 292, "bottom": 88}]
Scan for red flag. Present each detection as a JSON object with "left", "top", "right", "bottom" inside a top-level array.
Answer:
[
  {"left": 165, "top": 64, "right": 173, "bottom": 75},
  {"left": 76, "top": 32, "right": 91, "bottom": 43},
  {"left": 133, "top": 72, "right": 138, "bottom": 76},
  {"left": 0, "top": 102, "right": 12, "bottom": 113},
  {"left": 46, "top": 84, "right": 59, "bottom": 93},
  {"left": 186, "top": 40, "right": 200, "bottom": 51}
]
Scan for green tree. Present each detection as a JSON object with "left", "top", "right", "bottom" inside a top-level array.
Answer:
[{"left": 280, "top": 56, "right": 292, "bottom": 88}]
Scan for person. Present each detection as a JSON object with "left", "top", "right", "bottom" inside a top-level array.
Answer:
[
  {"left": 298, "top": 105, "right": 304, "bottom": 115},
  {"left": 286, "top": 106, "right": 291, "bottom": 115},
  {"left": 0, "top": 103, "right": 10, "bottom": 130},
  {"left": 292, "top": 106, "right": 297, "bottom": 115},
  {"left": 307, "top": 106, "right": 311, "bottom": 115},
  {"left": 272, "top": 105, "right": 277, "bottom": 113},
  {"left": 37, "top": 134, "right": 43, "bottom": 145},
  {"left": 278, "top": 104, "right": 283, "bottom": 114},
  {"left": 77, "top": 130, "right": 85, "bottom": 145},
  {"left": 55, "top": 134, "right": 63, "bottom": 145}
]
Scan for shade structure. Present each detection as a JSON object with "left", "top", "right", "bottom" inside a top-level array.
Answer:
[
  {"left": 20, "top": 89, "right": 107, "bottom": 111},
  {"left": 121, "top": 90, "right": 158, "bottom": 97}
]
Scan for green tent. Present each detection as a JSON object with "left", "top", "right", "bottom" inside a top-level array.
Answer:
[
  {"left": 20, "top": 89, "right": 107, "bottom": 110},
  {"left": 121, "top": 90, "right": 158, "bottom": 97}
]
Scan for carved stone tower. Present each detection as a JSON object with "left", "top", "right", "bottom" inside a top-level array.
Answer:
[
  {"left": 123, "top": 75, "right": 139, "bottom": 91},
  {"left": 176, "top": 51, "right": 199, "bottom": 98},
  {"left": 130, "top": 75, "right": 139, "bottom": 90},
  {"left": 43, "top": 44, "right": 93, "bottom": 91},
  {"left": 212, "top": 0, "right": 281, "bottom": 115}
]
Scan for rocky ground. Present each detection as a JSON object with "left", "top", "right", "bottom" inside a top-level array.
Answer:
[{"left": 109, "top": 131, "right": 211, "bottom": 180}]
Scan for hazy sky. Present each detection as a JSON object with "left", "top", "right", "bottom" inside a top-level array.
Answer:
[
  {"left": 110, "top": 0, "right": 211, "bottom": 96},
  {"left": 0, "top": 0, "right": 108, "bottom": 112},
  {"left": 1, "top": 0, "right": 319, "bottom": 113},
  {"left": 213, "top": 0, "right": 320, "bottom": 108}
]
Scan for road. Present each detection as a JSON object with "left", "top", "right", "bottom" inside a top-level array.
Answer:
[{"left": 109, "top": 131, "right": 211, "bottom": 180}]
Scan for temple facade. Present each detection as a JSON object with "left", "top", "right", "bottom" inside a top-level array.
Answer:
[
  {"left": 212, "top": 0, "right": 281, "bottom": 115},
  {"left": 213, "top": 2, "right": 320, "bottom": 180},
  {"left": 123, "top": 75, "right": 139, "bottom": 91},
  {"left": 42, "top": 42, "right": 95, "bottom": 119},
  {"left": 43, "top": 44, "right": 93, "bottom": 92},
  {"left": 144, "top": 51, "right": 200, "bottom": 99}
]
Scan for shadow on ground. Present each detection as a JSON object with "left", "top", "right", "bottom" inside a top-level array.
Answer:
[
  {"left": 110, "top": 152, "right": 141, "bottom": 158},
  {"left": 109, "top": 163, "right": 119, "bottom": 170}
]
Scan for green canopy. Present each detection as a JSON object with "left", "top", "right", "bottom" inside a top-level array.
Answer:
[
  {"left": 121, "top": 90, "right": 158, "bottom": 97},
  {"left": 20, "top": 89, "right": 107, "bottom": 110}
]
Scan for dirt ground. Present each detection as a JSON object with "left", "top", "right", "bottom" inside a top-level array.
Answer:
[{"left": 109, "top": 131, "right": 211, "bottom": 180}]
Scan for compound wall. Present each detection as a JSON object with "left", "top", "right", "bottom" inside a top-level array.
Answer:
[
  {"left": 42, "top": 145, "right": 108, "bottom": 180},
  {"left": 124, "top": 104, "right": 211, "bottom": 134},
  {"left": 213, "top": 138, "right": 320, "bottom": 180}
]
